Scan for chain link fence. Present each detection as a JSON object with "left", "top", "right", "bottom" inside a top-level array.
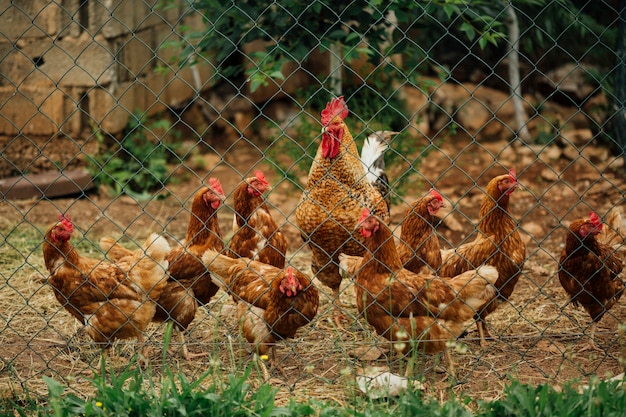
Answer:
[{"left": 1, "top": 0, "right": 625, "bottom": 401}]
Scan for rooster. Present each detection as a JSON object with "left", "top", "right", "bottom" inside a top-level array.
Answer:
[
  {"left": 295, "top": 96, "right": 391, "bottom": 326},
  {"left": 101, "top": 178, "right": 226, "bottom": 359},
  {"left": 43, "top": 215, "right": 169, "bottom": 361},
  {"left": 339, "top": 208, "right": 498, "bottom": 372},
  {"left": 558, "top": 209, "right": 625, "bottom": 350},
  {"left": 201, "top": 249, "right": 319, "bottom": 379},
  {"left": 438, "top": 169, "right": 526, "bottom": 346},
  {"left": 228, "top": 170, "right": 287, "bottom": 268}
]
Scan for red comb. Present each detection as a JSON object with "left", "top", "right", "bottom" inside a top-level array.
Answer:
[
  {"left": 57, "top": 214, "right": 74, "bottom": 232},
  {"left": 429, "top": 188, "right": 443, "bottom": 202},
  {"left": 589, "top": 211, "right": 602, "bottom": 226},
  {"left": 508, "top": 168, "right": 517, "bottom": 181},
  {"left": 254, "top": 170, "right": 268, "bottom": 185},
  {"left": 321, "top": 96, "right": 348, "bottom": 126},
  {"left": 358, "top": 207, "right": 371, "bottom": 224},
  {"left": 208, "top": 177, "right": 224, "bottom": 197}
]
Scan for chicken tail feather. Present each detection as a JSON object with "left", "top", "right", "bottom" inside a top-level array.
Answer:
[
  {"left": 338, "top": 253, "right": 362, "bottom": 279},
  {"left": 448, "top": 265, "right": 499, "bottom": 312},
  {"left": 361, "top": 131, "right": 394, "bottom": 209},
  {"left": 201, "top": 249, "right": 244, "bottom": 289},
  {"left": 143, "top": 233, "right": 171, "bottom": 263},
  {"left": 115, "top": 233, "right": 170, "bottom": 301},
  {"left": 598, "top": 206, "right": 625, "bottom": 254},
  {"left": 100, "top": 236, "right": 133, "bottom": 261}
]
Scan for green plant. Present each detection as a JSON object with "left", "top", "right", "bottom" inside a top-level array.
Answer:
[
  {"left": 35, "top": 326, "right": 296, "bottom": 417},
  {"left": 86, "top": 112, "right": 180, "bottom": 201},
  {"left": 476, "top": 378, "right": 626, "bottom": 417},
  {"left": 160, "top": 0, "right": 509, "bottom": 93},
  {"left": 5, "top": 364, "right": 626, "bottom": 417}
]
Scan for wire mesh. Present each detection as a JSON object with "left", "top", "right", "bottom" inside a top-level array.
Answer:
[{"left": 0, "top": 0, "right": 625, "bottom": 402}]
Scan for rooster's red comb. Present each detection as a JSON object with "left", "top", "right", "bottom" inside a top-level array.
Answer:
[
  {"left": 254, "top": 170, "right": 268, "bottom": 185},
  {"left": 208, "top": 177, "right": 225, "bottom": 197},
  {"left": 358, "top": 207, "right": 371, "bottom": 224},
  {"left": 321, "top": 96, "right": 348, "bottom": 126},
  {"left": 429, "top": 188, "right": 443, "bottom": 202},
  {"left": 589, "top": 211, "right": 602, "bottom": 227},
  {"left": 57, "top": 213, "right": 74, "bottom": 232},
  {"left": 508, "top": 168, "right": 517, "bottom": 181}
]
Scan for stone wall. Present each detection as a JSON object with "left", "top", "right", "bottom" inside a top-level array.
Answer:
[{"left": 0, "top": 0, "right": 213, "bottom": 177}]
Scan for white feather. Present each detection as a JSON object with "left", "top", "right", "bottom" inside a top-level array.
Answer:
[{"left": 360, "top": 133, "right": 388, "bottom": 184}]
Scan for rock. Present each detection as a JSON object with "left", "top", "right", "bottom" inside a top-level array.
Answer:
[
  {"left": 540, "top": 168, "right": 558, "bottom": 182},
  {"left": 581, "top": 145, "right": 608, "bottom": 164},
  {"left": 560, "top": 129, "right": 593, "bottom": 147},
  {"left": 437, "top": 202, "right": 465, "bottom": 232},
  {"left": 561, "top": 144, "right": 580, "bottom": 161},
  {"left": 349, "top": 345, "right": 388, "bottom": 361},
  {"left": 537, "top": 145, "right": 562, "bottom": 163},
  {"left": 521, "top": 222, "right": 544, "bottom": 245},
  {"left": 539, "top": 63, "right": 598, "bottom": 102},
  {"left": 357, "top": 368, "right": 424, "bottom": 399},
  {"left": 0, "top": 169, "right": 94, "bottom": 199},
  {"left": 398, "top": 85, "right": 430, "bottom": 135}
]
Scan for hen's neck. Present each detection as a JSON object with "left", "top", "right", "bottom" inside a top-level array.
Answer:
[
  {"left": 233, "top": 184, "right": 266, "bottom": 224},
  {"left": 359, "top": 224, "right": 403, "bottom": 280},
  {"left": 186, "top": 206, "right": 222, "bottom": 246},
  {"left": 400, "top": 204, "right": 433, "bottom": 246},
  {"left": 43, "top": 238, "right": 78, "bottom": 271},
  {"left": 478, "top": 191, "right": 515, "bottom": 236},
  {"left": 565, "top": 233, "right": 600, "bottom": 257}
]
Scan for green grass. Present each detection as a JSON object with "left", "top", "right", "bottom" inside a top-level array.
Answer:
[{"left": 3, "top": 342, "right": 625, "bottom": 417}]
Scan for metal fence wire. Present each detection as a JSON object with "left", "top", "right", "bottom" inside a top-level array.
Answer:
[{"left": 1, "top": 0, "right": 626, "bottom": 401}]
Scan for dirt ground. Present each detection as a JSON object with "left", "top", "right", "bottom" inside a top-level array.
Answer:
[{"left": 1, "top": 133, "right": 626, "bottom": 405}]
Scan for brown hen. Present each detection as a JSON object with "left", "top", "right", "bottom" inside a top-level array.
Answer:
[
  {"left": 337, "top": 188, "right": 444, "bottom": 277},
  {"left": 559, "top": 209, "right": 625, "bottom": 350},
  {"left": 438, "top": 169, "right": 526, "bottom": 345},
  {"left": 202, "top": 249, "right": 319, "bottom": 379},
  {"left": 101, "top": 178, "right": 225, "bottom": 359},
  {"left": 339, "top": 208, "right": 497, "bottom": 372},
  {"left": 228, "top": 169, "right": 287, "bottom": 268},
  {"left": 43, "top": 215, "right": 169, "bottom": 361}
]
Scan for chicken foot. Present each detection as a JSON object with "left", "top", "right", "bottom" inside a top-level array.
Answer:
[
  {"left": 476, "top": 319, "right": 495, "bottom": 347},
  {"left": 173, "top": 329, "right": 208, "bottom": 360},
  {"left": 577, "top": 322, "right": 604, "bottom": 353}
]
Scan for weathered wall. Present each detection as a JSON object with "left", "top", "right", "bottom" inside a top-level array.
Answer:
[{"left": 0, "top": 0, "right": 213, "bottom": 177}]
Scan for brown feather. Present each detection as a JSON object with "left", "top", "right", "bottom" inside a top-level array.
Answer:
[
  {"left": 228, "top": 175, "right": 287, "bottom": 269},
  {"left": 348, "top": 211, "right": 498, "bottom": 355},
  {"left": 202, "top": 250, "right": 319, "bottom": 355},
  {"left": 100, "top": 184, "right": 225, "bottom": 333},
  {"left": 439, "top": 172, "right": 526, "bottom": 323},
  {"left": 44, "top": 220, "right": 169, "bottom": 348},
  {"left": 559, "top": 215, "right": 624, "bottom": 323},
  {"left": 396, "top": 192, "right": 443, "bottom": 273}
]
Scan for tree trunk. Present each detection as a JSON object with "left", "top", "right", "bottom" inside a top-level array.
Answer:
[
  {"left": 505, "top": 2, "right": 530, "bottom": 144},
  {"left": 330, "top": 43, "right": 342, "bottom": 96}
]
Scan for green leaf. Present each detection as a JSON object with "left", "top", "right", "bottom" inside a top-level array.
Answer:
[
  {"left": 43, "top": 376, "right": 65, "bottom": 398},
  {"left": 460, "top": 22, "right": 476, "bottom": 41}
]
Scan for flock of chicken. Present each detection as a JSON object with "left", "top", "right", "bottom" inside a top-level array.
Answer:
[{"left": 42, "top": 96, "right": 625, "bottom": 376}]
